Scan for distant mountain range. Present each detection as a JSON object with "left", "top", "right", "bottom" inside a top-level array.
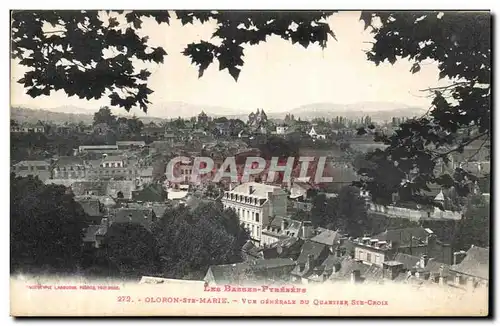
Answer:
[
  {"left": 284, "top": 102, "right": 426, "bottom": 121},
  {"left": 10, "top": 107, "right": 167, "bottom": 125},
  {"left": 11, "top": 101, "right": 425, "bottom": 124}
]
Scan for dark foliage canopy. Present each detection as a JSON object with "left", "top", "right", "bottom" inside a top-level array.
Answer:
[
  {"left": 105, "top": 223, "right": 160, "bottom": 277},
  {"left": 355, "top": 11, "right": 491, "bottom": 205},
  {"left": 10, "top": 174, "right": 87, "bottom": 273},
  {"left": 152, "top": 201, "right": 250, "bottom": 278},
  {"left": 12, "top": 10, "right": 335, "bottom": 112}
]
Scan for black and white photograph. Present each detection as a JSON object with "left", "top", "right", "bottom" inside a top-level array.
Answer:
[{"left": 9, "top": 9, "right": 491, "bottom": 317}]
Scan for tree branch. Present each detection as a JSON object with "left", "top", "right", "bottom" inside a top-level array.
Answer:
[
  {"left": 432, "top": 131, "right": 489, "bottom": 159},
  {"left": 418, "top": 81, "right": 470, "bottom": 93},
  {"left": 461, "top": 137, "right": 489, "bottom": 164}
]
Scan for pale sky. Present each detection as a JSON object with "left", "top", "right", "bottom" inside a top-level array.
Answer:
[{"left": 10, "top": 11, "right": 446, "bottom": 116}]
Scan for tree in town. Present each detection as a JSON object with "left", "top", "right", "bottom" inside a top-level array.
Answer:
[
  {"left": 93, "top": 106, "right": 117, "bottom": 126},
  {"left": 452, "top": 194, "right": 490, "bottom": 250},
  {"left": 10, "top": 174, "right": 88, "bottom": 274},
  {"left": 308, "top": 186, "right": 368, "bottom": 237},
  {"left": 335, "top": 186, "right": 369, "bottom": 236},
  {"left": 228, "top": 118, "right": 246, "bottom": 137},
  {"left": 126, "top": 116, "right": 144, "bottom": 134},
  {"left": 105, "top": 223, "right": 160, "bottom": 278},
  {"left": 153, "top": 201, "right": 249, "bottom": 279},
  {"left": 258, "top": 135, "right": 300, "bottom": 161}
]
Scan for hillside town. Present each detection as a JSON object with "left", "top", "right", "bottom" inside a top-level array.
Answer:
[{"left": 10, "top": 105, "right": 490, "bottom": 292}]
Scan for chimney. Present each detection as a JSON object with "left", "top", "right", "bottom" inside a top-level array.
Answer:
[
  {"left": 280, "top": 219, "right": 286, "bottom": 232},
  {"left": 466, "top": 277, "right": 475, "bottom": 290},
  {"left": 421, "top": 271, "right": 431, "bottom": 280},
  {"left": 301, "top": 221, "right": 313, "bottom": 239},
  {"left": 276, "top": 245, "right": 283, "bottom": 255},
  {"left": 453, "top": 251, "right": 467, "bottom": 265},
  {"left": 351, "top": 270, "right": 361, "bottom": 283},
  {"left": 249, "top": 185, "right": 254, "bottom": 194},
  {"left": 335, "top": 247, "right": 342, "bottom": 258},
  {"left": 383, "top": 262, "right": 404, "bottom": 280},
  {"left": 341, "top": 247, "right": 347, "bottom": 256},
  {"left": 427, "top": 234, "right": 437, "bottom": 247},
  {"left": 420, "top": 255, "right": 429, "bottom": 268},
  {"left": 306, "top": 254, "right": 315, "bottom": 270},
  {"left": 438, "top": 266, "right": 446, "bottom": 286}
]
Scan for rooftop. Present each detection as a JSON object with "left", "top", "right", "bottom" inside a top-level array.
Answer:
[
  {"left": 102, "top": 155, "right": 126, "bottom": 162},
  {"left": 228, "top": 182, "right": 284, "bottom": 199},
  {"left": 54, "top": 156, "right": 85, "bottom": 166},
  {"left": 13, "top": 160, "right": 50, "bottom": 167},
  {"left": 450, "top": 245, "right": 489, "bottom": 280},
  {"left": 373, "top": 227, "right": 431, "bottom": 248},
  {"left": 296, "top": 241, "right": 328, "bottom": 265},
  {"left": 310, "top": 230, "right": 342, "bottom": 247}
]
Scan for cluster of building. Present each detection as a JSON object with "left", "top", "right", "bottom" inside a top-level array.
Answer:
[
  {"left": 204, "top": 223, "right": 489, "bottom": 291},
  {"left": 12, "top": 141, "right": 150, "bottom": 183},
  {"left": 11, "top": 111, "right": 490, "bottom": 288},
  {"left": 208, "top": 181, "right": 489, "bottom": 290}
]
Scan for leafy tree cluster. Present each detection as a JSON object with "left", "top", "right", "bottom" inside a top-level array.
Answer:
[
  {"left": 304, "top": 186, "right": 369, "bottom": 237},
  {"left": 355, "top": 12, "right": 490, "bottom": 206},
  {"left": 12, "top": 10, "right": 335, "bottom": 112},
  {"left": 10, "top": 174, "right": 88, "bottom": 274},
  {"left": 452, "top": 194, "right": 490, "bottom": 250},
  {"left": 151, "top": 201, "right": 250, "bottom": 279},
  {"left": 10, "top": 173, "right": 250, "bottom": 279},
  {"left": 93, "top": 106, "right": 144, "bottom": 135},
  {"left": 105, "top": 223, "right": 161, "bottom": 278}
]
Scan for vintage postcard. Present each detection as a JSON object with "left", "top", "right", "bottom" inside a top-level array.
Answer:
[{"left": 10, "top": 10, "right": 491, "bottom": 317}]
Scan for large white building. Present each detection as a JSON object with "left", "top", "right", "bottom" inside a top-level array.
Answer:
[{"left": 221, "top": 182, "right": 288, "bottom": 244}]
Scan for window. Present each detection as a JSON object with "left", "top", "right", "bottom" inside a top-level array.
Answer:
[
  {"left": 251, "top": 211, "right": 255, "bottom": 221},
  {"left": 366, "top": 253, "right": 372, "bottom": 263},
  {"left": 255, "top": 213, "right": 260, "bottom": 222}
]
